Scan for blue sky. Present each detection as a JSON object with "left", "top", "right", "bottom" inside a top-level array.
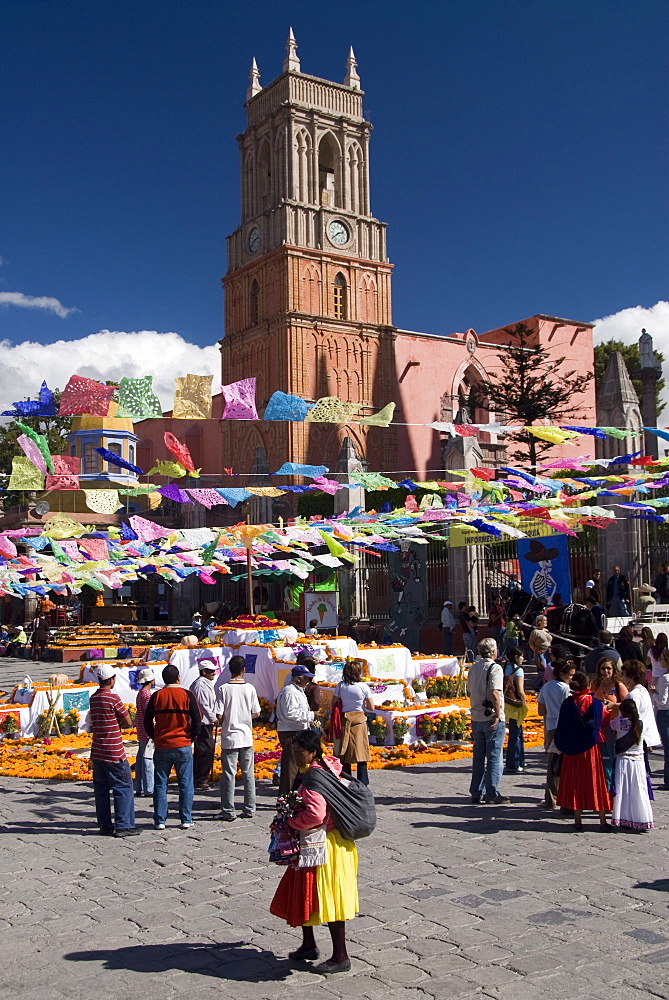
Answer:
[{"left": 1, "top": 0, "right": 667, "bottom": 388}]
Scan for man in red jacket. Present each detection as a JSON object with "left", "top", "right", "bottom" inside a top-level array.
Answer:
[{"left": 144, "top": 664, "right": 201, "bottom": 830}]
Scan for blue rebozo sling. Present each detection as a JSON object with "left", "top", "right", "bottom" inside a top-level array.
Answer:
[{"left": 554, "top": 695, "right": 603, "bottom": 756}]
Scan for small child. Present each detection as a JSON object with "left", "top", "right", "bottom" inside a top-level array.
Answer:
[
  {"left": 305, "top": 619, "right": 319, "bottom": 636},
  {"left": 611, "top": 699, "right": 654, "bottom": 832}
]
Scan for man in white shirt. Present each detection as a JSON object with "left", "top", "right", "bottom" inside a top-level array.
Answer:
[
  {"left": 275, "top": 664, "right": 315, "bottom": 794},
  {"left": 190, "top": 658, "right": 218, "bottom": 790},
  {"left": 440, "top": 601, "right": 455, "bottom": 655},
  {"left": 467, "top": 637, "right": 509, "bottom": 805},
  {"left": 215, "top": 655, "right": 260, "bottom": 821}
]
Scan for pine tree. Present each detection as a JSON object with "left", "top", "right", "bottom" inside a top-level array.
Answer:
[{"left": 473, "top": 323, "right": 593, "bottom": 469}]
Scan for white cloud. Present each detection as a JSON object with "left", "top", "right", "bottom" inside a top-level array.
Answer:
[
  {"left": 592, "top": 301, "right": 669, "bottom": 409},
  {"left": 0, "top": 291, "right": 78, "bottom": 318},
  {"left": 0, "top": 329, "right": 220, "bottom": 412}
]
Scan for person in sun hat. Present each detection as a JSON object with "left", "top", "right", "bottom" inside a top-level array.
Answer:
[
  {"left": 134, "top": 666, "right": 155, "bottom": 797},
  {"left": 89, "top": 664, "right": 139, "bottom": 838}
]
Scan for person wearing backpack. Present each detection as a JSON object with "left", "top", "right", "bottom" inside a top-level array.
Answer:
[
  {"left": 554, "top": 671, "right": 613, "bottom": 832},
  {"left": 270, "top": 730, "right": 361, "bottom": 975}
]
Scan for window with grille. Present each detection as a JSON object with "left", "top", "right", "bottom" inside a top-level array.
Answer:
[
  {"left": 83, "top": 443, "right": 100, "bottom": 474},
  {"left": 333, "top": 273, "right": 347, "bottom": 320},
  {"left": 106, "top": 442, "right": 122, "bottom": 471}
]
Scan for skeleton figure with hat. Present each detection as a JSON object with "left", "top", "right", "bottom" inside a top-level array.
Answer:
[{"left": 523, "top": 540, "right": 559, "bottom": 605}]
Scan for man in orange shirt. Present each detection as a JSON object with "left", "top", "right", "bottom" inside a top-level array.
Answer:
[{"left": 144, "top": 664, "right": 201, "bottom": 830}]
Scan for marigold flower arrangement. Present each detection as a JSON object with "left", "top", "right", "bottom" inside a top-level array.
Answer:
[
  {"left": 370, "top": 716, "right": 388, "bottom": 743},
  {"left": 392, "top": 716, "right": 410, "bottom": 743},
  {"left": 416, "top": 714, "right": 437, "bottom": 740}
]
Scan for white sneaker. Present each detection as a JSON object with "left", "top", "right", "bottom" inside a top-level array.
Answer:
[
  {"left": 180, "top": 822, "right": 194, "bottom": 829},
  {"left": 154, "top": 823, "right": 165, "bottom": 830}
]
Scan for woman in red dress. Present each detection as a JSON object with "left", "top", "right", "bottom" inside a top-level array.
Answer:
[{"left": 555, "top": 671, "right": 614, "bottom": 832}]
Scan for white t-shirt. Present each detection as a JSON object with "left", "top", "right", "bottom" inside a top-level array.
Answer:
[
  {"left": 334, "top": 681, "right": 372, "bottom": 713},
  {"left": 626, "top": 685, "right": 661, "bottom": 748},
  {"left": 216, "top": 682, "right": 261, "bottom": 749},
  {"left": 537, "top": 679, "right": 571, "bottom": 730}
]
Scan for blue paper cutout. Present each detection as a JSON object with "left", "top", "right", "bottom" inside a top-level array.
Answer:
[{"left": 263, "top": 391, "right": 310, "bottom": 421}]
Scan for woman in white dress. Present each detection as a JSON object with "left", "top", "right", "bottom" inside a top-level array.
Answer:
[
  {"left": 620, "top": 660, "right": 661, "bottom": 776},
  {"left": 611, "top": 699, "right": 654, "bottom": 832}
]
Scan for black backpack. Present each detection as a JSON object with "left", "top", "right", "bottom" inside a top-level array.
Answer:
[{"left": 299, "top": 766, "right": 376, "bottom": 840}]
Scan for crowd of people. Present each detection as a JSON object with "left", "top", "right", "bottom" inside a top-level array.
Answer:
[{"left": 466, "top": 621, "right": 669, "bottom": 833}]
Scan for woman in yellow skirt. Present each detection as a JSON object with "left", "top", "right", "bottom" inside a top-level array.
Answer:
[{"left": 270, "top": 729, "right": 358, "bottom": 974}]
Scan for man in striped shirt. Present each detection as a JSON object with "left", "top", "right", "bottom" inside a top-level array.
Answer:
[{"left": 89, "top": 664, "right": 139, "bottom": 838}]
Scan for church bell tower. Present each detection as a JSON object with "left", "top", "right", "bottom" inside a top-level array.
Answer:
[{"left": 220, "top": 32, "right": 396, "bottom": 479}]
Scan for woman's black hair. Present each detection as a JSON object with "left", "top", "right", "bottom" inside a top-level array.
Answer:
[
  {"left": 292, "top": 729, "right": 323, "bottom": 758},
  {"left": 619, "top": 698, "right": 643, "bottom": 745},
  {"left": 505, "top": 646, "right": 523, "bottom": 665}
]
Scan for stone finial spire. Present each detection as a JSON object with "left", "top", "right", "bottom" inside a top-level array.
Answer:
[
  {"left": 246, "top": 58, "right": 261, "bottom": 100},
  {"left": 344, "top": 46, "right": 360, "bottom": 89},
  {"left": 283, "top": 28, "right": 300, "bottom": 73}
]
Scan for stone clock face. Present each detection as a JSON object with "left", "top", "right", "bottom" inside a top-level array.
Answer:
[
  {"left": 328, "top": 220, "right": 350, "bottom": 246},
  {"left": 248, "top": 227, "right": 261, "bottom": 253}
]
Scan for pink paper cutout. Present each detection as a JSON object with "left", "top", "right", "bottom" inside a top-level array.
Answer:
[
  {"left": 17, "top": 434, "right": 48, "bottom": 474},
  {"left": 128, "top": 515, "right": 171, "bottom": 543},
  {"left": 0, "top": 536, "right": 18, "bottom": 558},
  {"left": 187, "top": 489, "right": 229, "bottom": 508},
  {"left": 220, "top": 378, "right": 258, "bottom": 420},
  {"left": 46, "top": 454, "right": 80, "bottom": 491},
  {"left": 77, "top": 539, "right": 109, "bottom": 561},
  {"left": 59, "top": 376, "right": 114, "bottom": 416}
]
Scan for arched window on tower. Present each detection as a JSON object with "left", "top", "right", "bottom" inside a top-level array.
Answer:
[
  {"left": 250, "top": 279, "right": 260, "bottom": 326},
  {"left": 318, "top": 133, "right": 339, "bottom": 207},
  {"left": 333, "top": 273, "right": 347, "bottom": 321},
  {"left": 257, "top": 139, "right": 272, "bottom": 210}
]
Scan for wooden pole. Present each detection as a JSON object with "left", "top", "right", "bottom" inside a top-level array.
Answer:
[{"left": 246, "top": 515, "right": 254, "bottom": 615}]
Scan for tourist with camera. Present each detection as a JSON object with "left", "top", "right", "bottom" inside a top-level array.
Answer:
[{"left": 467, "top": 637, "right": 510, "bottom": 805}]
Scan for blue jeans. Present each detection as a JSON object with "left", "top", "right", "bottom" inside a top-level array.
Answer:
[
  {"left": 93, "top": 759, "right": 135, "bottom": 832},
  {"left": 470, "top": 719, "right": 506, "bottom": 800},
  {"left": 219, "top": 746, "right": 256, "bottom": 819},
  {"left": 656, "top": 710, "right": 669, "bottom": 787},
  {"left": 505, "top": 719, "right": 525, "bottom": 771},
  {"left": 134, "top": 740, "right": 154, "bottom": 795},
  {"left": 153, "top": 746, "right": 194, "bottom": 825},
  {"left": 442, "top": 628, "right": 453, "bottom": 656},
  {"left": 463, "top": 633, "right": 478, "bottom": 657}
]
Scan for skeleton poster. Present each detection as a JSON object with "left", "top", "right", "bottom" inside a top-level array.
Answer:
[{"left": 517, "top": 535, "right": 572, "bottom": 605}]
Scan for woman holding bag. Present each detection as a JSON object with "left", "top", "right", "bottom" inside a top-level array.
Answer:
[
  {"left": 503, "top": 646, "right": 528, "bottom": 774},
  {"left": 270, "top": 730, "right": 359, "bottom": 974}
]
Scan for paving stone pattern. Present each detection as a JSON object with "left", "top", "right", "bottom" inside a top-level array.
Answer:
[{"left": 1, "top": 656, "right": 669, "bottom": 999}]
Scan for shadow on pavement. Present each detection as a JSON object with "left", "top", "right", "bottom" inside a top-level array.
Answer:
[
  {"left": 634, "top": 879, "right": 669, "bottom": 892},
  {"left": 63, "top": 941, "right": 299, "bottom": 983}
]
